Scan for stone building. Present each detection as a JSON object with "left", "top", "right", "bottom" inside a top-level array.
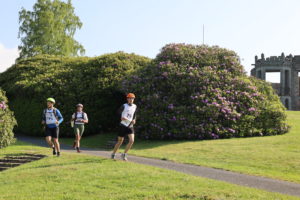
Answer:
[{"left": 251, "top": 53, "right": 300, "bottom": 110}]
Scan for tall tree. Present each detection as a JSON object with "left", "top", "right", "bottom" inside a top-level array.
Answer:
[{"left": 18, "top": 0, "right": 85, "bottom": 59}]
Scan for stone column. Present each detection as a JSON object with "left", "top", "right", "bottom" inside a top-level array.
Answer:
[
  {"left": 261, "top": 68, "right": 266, "bottom": 80},
  {"left": 291, "top": 69, "right": 299, "bottom": 110},
  {"left": 280, "top": 69, "right": 285, "bottom": 96},
  {"left": 256, "top": 69, "right": 261, "bottom": 79},
  {"left": 286, "top": 69, "right": 291, "bottom": 96}
]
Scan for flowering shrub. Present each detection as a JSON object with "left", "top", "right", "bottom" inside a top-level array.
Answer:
[
  {"left": 0, "top": 89, "right": 17, "bottom": 148},
  {"left": 121, "top": 44, "right": 289, "bottom": 140}
]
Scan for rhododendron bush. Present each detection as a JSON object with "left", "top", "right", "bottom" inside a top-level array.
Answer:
[
  {"left": 0, "top": 89, "right": 17, "bottom": 148},
  {"left": 122, "top": 44, "right": 289, "bottom": 140}
]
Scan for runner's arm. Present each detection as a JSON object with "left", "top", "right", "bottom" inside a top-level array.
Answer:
[
  {"left": 71, "top": 113, "right": 75, "bottom": 122},
  {"left": 132, "top": 108, "right": 137, "bottom": 124},
  {"left": 56, "top": 109, "right": 64, "bottom": 124},
  {"left": 133, "top": 108, "right": 137, "bottom": 120},
  {"left": 83, "top": 113, "right": 88, "bottom": 123},
  {"left": 118, "top": 105, "right": 127, "bottom": 120}
]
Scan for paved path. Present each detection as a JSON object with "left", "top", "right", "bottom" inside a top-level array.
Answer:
[{"left": 17, "top": 135, "right": 300, "bottom": 198}]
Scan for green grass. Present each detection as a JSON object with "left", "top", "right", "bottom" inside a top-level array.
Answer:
[
  {"left": 62, "top": 111, "right": 300, "bottom": 184},
  {"left": 128, "top": 111, "right": 300, "bottom": 183},
  {"left": 60, "top": 132, "right": 117, "bottom": 149},
  {"left": 0, "top": 142, "right": 299, "bottom": 200}
]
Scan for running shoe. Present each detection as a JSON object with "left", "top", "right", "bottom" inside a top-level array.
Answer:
[
  {"left": 111, "top": 154, "right": 116, "bottom": 159},
  {"left": 121, "top": 153, "right": 128, "bottom": 161},
  {"left": 52, "top": 147, "right": 56, "bottom": 155}
]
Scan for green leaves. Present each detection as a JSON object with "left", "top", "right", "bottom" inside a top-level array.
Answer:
[
  {"left": 0, "top": 89, "right": 17, "bottom": 148},
  {"left": 18, "top": 0, "right": 85, "bottom": 59},
  {"left": 0, "top": 53, "right": 150, "bottom": 137},
  {"left": 122, "top": 44, "right": 288, "bottom": 140}
]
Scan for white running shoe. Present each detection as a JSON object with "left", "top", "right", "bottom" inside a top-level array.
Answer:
[{"left": 121, "top": 153, "right": 128, "bottom": 161}]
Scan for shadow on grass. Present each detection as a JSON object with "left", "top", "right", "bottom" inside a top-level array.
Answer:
[
  {"left": 0, "top": 153, "right": 46, "bottom": 172},
  {"left": 23, "top": 157, "right": 108, "bottom": 170}
]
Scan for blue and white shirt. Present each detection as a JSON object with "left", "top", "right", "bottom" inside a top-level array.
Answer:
[{"left": 42, "top": 108, "right": 64, "bottom": 128}]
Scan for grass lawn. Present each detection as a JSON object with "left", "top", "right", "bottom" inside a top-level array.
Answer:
[
  {"left": 61, "top": 111, "right": 300, "bottom": 184},
  {"left": 60, "top": 132, "right": 116, "bottom": 149},
  {"left": 0, "top": 142, "right": 299, "bottom": 200}
]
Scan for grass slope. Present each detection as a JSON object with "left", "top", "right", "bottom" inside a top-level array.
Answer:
[
  {"left": 0, "top": 142, "right": 298, "bottom": 200},
  {"left": 61, "top": 111, "right": 300, "bottom": 183}
]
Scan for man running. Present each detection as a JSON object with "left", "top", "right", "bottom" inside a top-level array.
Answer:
[
  {"left": 42, "top": 98, "right": 64, "bottom": 156},
  {"left": 71, "top": 104, "right": 88, "bottom": 153},
  {"left": 111, "top": 93, "right": 137, "bottom": 161}
]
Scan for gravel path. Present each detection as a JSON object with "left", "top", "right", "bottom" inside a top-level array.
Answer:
[{"left": 17, "top": 135, "right": 300, "bottom": 198}]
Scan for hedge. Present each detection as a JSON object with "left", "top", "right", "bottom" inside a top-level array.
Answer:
[
  {"left": 0, "top": 89, "right": 17, "bottom": 148},
  {"left": 0, "top": 52, "right": 150, "bottom": 137}
]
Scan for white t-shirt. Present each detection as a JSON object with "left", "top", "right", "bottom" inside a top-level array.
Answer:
[
  {"left": 120, "top": 103, "right": 137, "bottom": 127},
  {"left": 72, "top": 112, "right": 88, "bottom": 125}
]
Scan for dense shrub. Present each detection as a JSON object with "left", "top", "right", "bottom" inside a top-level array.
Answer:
[
  {"left": 121, "top": 44, "right": 289, "bottom": 140},
  {"left": 0, "top": 89, "right": 17, "bottom": 148},
  {"left": 0, "top": 52, "right": 150, "bottom": 137}
]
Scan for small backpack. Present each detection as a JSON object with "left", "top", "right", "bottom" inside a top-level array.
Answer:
[
  {"left": 43, "top": 108, "right": 58, "bottom": 120},
  {"left": 74, "top": 112, "right": 85, "bottom": 121}
]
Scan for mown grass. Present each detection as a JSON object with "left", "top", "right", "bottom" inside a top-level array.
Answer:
[
  {"left": 61, "top": 111, "right": 300, "bottom": 184},
  {"left": 0, "top": 141, "right": 298, "bottom": 200},
  {"left": 60, "top": 132, "right": 116, "bottom": 149}
]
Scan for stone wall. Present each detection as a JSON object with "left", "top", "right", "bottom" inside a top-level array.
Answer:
[{"left": 251, "top": 53, "right": 300, "bottom": 110}]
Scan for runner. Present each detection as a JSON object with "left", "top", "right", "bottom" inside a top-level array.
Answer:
[
  {"left": 111, "top": 93, "right": 137, "bottom": 161},
  {"left": 71, "top": 104, "right": 88, "bottom": 153},
  {"left": 41, "top": 98, "right": 64, "bottom": 156}
]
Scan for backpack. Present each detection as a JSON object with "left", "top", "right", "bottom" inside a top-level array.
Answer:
[
  {"left": 74, "top": 112, "right": 85, "bottom": 121},
  {"left": 43, "top": 108, "right": 58, "bottom": 120}
]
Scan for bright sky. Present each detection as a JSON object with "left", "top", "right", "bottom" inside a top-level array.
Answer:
[{"left": 1, "top": 0, "right": 300, "bottom": 82}]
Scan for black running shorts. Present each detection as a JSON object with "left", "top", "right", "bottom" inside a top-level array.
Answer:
[
  {"left": 118, "top": 124, "right": 134, "bottom": 137},
  {"left": 45, "top": 127, "right": 59, "bottom": 138}
]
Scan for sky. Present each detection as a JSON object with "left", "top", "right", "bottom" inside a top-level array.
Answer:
[{"left": 1, "top": 0, "right": 300, "bottom": 82}]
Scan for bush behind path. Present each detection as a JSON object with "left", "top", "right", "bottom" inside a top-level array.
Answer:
[
  {"left": 121, "top": 44, "right": 288, "bottom": 139},
  {"left": 0, "top": 53, "right": 150, "bottom": 136}
]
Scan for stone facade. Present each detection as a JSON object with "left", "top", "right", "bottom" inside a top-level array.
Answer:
[{"left": 251, "top": 53, "right": 300, "bottom": 110}]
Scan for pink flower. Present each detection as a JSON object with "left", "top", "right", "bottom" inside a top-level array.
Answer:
[
  {"left": 0, "top": 101, "right": 6, "bottom": 110},
  {"left": 162, "top": 72, "right": 168, "bottom": 77},
  {"left": 248, "top": 107, "right": 256, "bottom": 112}
]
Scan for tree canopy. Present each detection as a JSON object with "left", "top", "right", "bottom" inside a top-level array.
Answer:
[{"left": 18, "top": 0, "right": 85, "bottom": 59}]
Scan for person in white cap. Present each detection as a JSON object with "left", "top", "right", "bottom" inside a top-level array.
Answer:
[
  {"left": 42, "top": 98, "right": 63, "bottom": 156},
  {"left": 71, "top": 104, "right": 88, "bottom": 153}
]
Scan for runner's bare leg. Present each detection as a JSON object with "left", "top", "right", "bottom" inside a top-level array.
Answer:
[
  {"left": 45, "top": 136, "right": 53, "bottom": 148},
  {"left": 124, "top": 134, "right": 134, "bottom": 154},
  {"left": 76, "top": 134, "right": 81, "bottom": 148},
  {"left": 53, "top": 138, "right": 60, "bottom": 152},
  {"left": 112, "top": 137, "right": 124, "bottom": 154}
]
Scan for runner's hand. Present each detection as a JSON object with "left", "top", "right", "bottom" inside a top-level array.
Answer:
[
  {"left": 132, "top": 120, "right": 136, "bottom": 124},
  {"left": 121, "top": 117, "right": 128, "bottom": 121},
  {"left": 41, "top": 121, "right": 45, "bottom": 125},
  {"left": 55, "top": 120, "right": 59, "bottom": 124}
]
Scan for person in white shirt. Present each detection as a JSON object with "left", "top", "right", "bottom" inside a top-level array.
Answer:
[
  {"left": 71, "top": 104, "right": 88, "bottom": 153},
  {"left": 111, "top": 93, "right": 137, "bottom": 161}
]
